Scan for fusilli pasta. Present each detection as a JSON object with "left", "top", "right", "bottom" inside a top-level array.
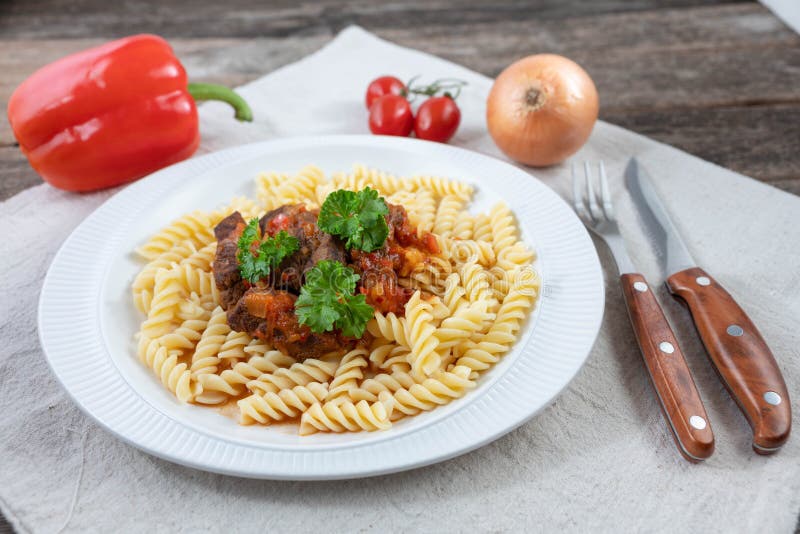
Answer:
[{"left": 131, "top": 164, "right": 539, "bottom": 435}]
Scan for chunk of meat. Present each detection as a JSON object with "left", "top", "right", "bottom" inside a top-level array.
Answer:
[
  {"left": 227, "top": 288, "right": 353, "bottom": 360},
  {"left": 259, "top": 204, "right": 346, "bottom": 291},
  {"left": 259, "top": 205, "right": 311, "bottom": 237},
  {"left": 387, "top": 203, "right": 439, "bottom": 254},
  {"left": 309, "top": 232, "right": 346, "bottom": 267},
  {"left": 214, "top": 211, "right": 245, "bottom": 242},
  {"left": 212, "top": 211, "right": 248, "bottom": 309}
]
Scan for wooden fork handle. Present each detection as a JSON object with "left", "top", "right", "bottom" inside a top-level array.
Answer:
[
  {"left": 621, "top": 273, "right": 714, "bottom": 462},
  {"left": 667, "top": 267, "right": 791, "bottom": 454}
]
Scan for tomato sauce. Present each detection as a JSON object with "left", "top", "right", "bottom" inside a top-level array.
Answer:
[{"left": 349, "top": 204, "right": 438, "bottom": 315}]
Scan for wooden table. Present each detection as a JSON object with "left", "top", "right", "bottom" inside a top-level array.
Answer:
[
  {"left": 2, "top": 0, "right": 800, "bottom": 201},
  {"left": 1, "top": 1, "right": 798, "bottom": 531}
]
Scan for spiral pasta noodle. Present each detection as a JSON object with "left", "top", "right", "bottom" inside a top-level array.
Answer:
[
  {"left": 408, "top": 188, "right": 436, "bottom": 235},
  {"left": 404, "top": 291, "right": 442, "bottom": 379},
  {"left": 351, "top": 163, "right": 407, "bottom": 196},
  {"left": 433, "top": 194, "right": 464, "bottom": 237},
  {"left": 140, "top": 268, "right": 185, "bottom": 338},
  {"left": 217, "top": 330, "right": 253, "bottom": 362},
  {"left": 247, "top": 359, "right": 339, "bottom": 395},
  {"left": 388, "top": 365, "right": 476, "bottom": 417},
  {"left": 472, "top": 213, "right": 492, "bottom": 242},
  {"left": 435, "top": 300, "right": 488, "bottom": 351},
  {"left": 442, "top": 273, "right": 467, "bottom": 313},
  {"left": 190, "top": 306, "right": 231, "bottom": 376},
  {"left": 221, "top": 196, "right": 261, "bottom": 220},
  {"left": 274, "top": 164, "right": 325, "bottom": 206},
  {"left": 299, "top": 392, "right": 395, "bottom": 434},
  {"left": 135, "top": 210, "right": 218, "bottom": 261},
  {"left": 197, "top": 351, "right": 297, "bottom": 398},
  {"left": 326, "top": 348, "right": 369, "bottom": 400},
  {"left": 439, "top": 237, "right": 496, "bottom": 267},
  {"left": 403, "top": 255, "right": 451, "bottom": 296},
  {"left": 132, "top": 239, "right": 200, "bottom": 313},
  {"left": 455, "top": 269, "right": 538, "bottom": 373},
  {"left": 158, "top": 307, "right": 210, "bottom": 354},
  {"left": 452, "top": 210, "right": 474, "bottom": 240},
  {"left": 367, "top": 312, "right": 410, "bottom": 348},
  {"left": 239, "top": 382, "right": 330, "bottom": 425},
  {"left": 408, "top": 174, "right": 474, "bottom": 200},
  {"left": 181, "top": 242, "right": 217, "bottom": 272},
  {"left": 489, "top": 202, "right": 516, "bottom": 254},
  {"left": 158, "top": 263, "right": 219, "bottom": 306},
  {"left": 137, "top": 336, "right": 197, "bottom": 403},
  {"left": 256, "top": 171, "right": 289, "bottom": 208},
  {"left": 348, "top": 370, "right": 417, "bottom": 403},
  {"left": 368, "top": 343, "right": 412, "bottom": 372}
]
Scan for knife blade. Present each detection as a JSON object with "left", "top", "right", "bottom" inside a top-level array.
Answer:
[{"left": 625, "top": 158, "right": 791, "bottom": 454}]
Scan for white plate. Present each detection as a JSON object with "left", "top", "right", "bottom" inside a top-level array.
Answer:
[{"left": 38, "top": 135, "right": 603, "bottom": 479}]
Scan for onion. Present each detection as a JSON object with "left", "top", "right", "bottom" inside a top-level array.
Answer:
[{"left": 486, "top": 54, "right": 598, "bottom": 167}]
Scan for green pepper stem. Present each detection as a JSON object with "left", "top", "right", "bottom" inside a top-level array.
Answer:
[{"left": 187, "top": 82, "right": 253, "bottom": 122}]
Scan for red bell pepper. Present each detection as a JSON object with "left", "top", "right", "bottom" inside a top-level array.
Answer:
[{"left": 7, "top": 34, "right": 252, "bottom": 192}]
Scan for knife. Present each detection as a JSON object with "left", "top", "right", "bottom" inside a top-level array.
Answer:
[{"left": 625, "top": 158, "right": 791, "bottom": 454}]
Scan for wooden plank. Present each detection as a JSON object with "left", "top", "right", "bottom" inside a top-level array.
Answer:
[
  {"left": 3, "top": 5, "right": 797, "bottom": 129},
  {"left": 602, "top": 105, "right": 800, "bottom": 185},
  {"left": 771, "top": 179, "right": 800, "bottom": 197},
  {"left": 4, "top": 4, "right": 795, "bottom": 111},
  {"left": 0, "top": 0, "right": 746, "bottom": 39},
  {"left": 0, "top": 145, "right": 41, "bottom": 199},
  {"left": 376, "top": 3, "right": 798, "bottom": 68},
  {"left": 373, "top": 4, "right": 800, "bottom": 110}
]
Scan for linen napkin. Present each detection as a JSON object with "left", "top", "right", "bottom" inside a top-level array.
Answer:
[
  {"left": 761, "top": 0, "right": 800, "bottom": 35},
  {"left": 1, "top": 27, "right": 799, "bottom": 533}
]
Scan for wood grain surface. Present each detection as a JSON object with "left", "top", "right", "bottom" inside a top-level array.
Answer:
[{"left": 0, "top": 1, "right": 798, "bottom": 532}]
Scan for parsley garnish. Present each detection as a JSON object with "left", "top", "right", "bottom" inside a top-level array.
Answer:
[
  {"left": 295, "top": 260, "right": 374, "bottom": 338},
  {"left": 317, "top": 188, "right": 389, "bottom": 252},
  {"left": 237, "top": 219, "right": 299, "bottom": 284}
]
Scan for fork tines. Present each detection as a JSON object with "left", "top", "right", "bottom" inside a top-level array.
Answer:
[{"left": 572, "top": 161, "right": 613, "bottom": 223}]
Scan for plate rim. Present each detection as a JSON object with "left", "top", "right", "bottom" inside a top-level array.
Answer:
[{"left": 38, "top": 134, "right": 604, "bottom": 480}]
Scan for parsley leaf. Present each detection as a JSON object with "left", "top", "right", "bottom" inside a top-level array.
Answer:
[
  {"left": 237, "top": 219, "right": 299, "bottom": 284},
  {"left": 333, "top": 293, "right": 375, "bottom": 338},
  {"left": 295, "top": 260, "right": 375, "bottom": 338},
  {"left": 318, "top": 188, "right": 390, "bottom": 252}
]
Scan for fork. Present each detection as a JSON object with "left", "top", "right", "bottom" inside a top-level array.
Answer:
[{"left": 572, "top": 161, "right": 715, "bottom": 462}]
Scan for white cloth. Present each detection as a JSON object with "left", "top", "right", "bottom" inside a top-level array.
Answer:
[
  {"left": 1, "top": 27, "right": 799, "bottom": 533},
  {"left": 761, "top": 0, "right": 800, "bottom": 35}
]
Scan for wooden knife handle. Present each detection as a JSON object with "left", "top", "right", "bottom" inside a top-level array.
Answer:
[
  {"left": 667, "top": 267, "right": 791, "bottom": 454},
  {"left": 621, "top": 273, "right": 714, "bottom": 462}
]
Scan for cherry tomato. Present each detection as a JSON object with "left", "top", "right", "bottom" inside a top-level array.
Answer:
[
  {"left": 365, "top": 76, "right": 406, "bottom": 109},
  {"left": 368, "top": 95, "right": 413, "bottom": 137},
  {"left": 414, "top": 96, "right": 461, "bottom": 143}
]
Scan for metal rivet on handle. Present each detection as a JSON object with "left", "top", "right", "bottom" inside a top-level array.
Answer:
[
  {"left": 726, "top": 325, "right": 744, "bottom": 337},
  {"left": 696, "top": 276, "right": 711, "bottom": 286},
  {"left": 689, "top": 416, "right": 707, "bottom": 430},
  {"left": 633, "top": 282, "right": 648, "bottom": 292},
  {"left": 764, "top": 391, "right": 782, "bottom": 406},
  {"left": 659, "top": 342, "right": 675, "bottom": 354}
]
